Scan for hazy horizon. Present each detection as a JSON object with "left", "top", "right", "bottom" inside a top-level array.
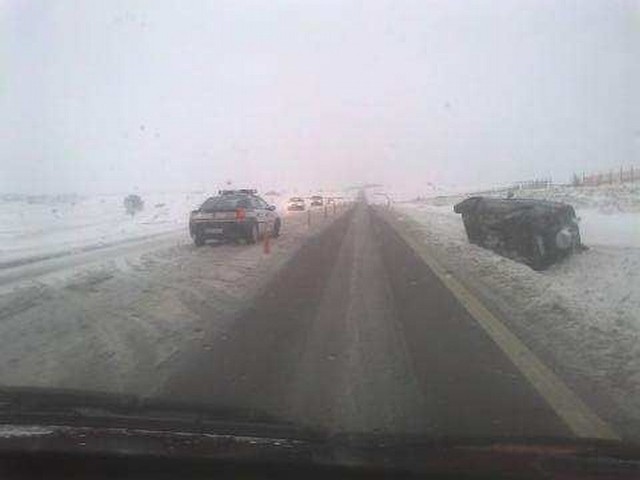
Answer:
[{"left": 1, "top": 0, "right": 638, "bottom": 195}]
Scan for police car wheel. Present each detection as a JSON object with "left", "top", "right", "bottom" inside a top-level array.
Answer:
[
  {"left": 194, "top": 234, "right": 205, "bottom": 247},
  {"left": 247, "top": 223, "right": 259, "bottom": 244},
  {"left": 530, "top": 234, "right": 546, "bottom": 270}
]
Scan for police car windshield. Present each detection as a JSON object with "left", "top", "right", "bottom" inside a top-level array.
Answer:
[{"left": 201, "top": 195, "right": 251, "bottom": 211}]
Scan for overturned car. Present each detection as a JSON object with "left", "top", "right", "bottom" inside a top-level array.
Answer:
[{"left": 453, "top": 197, "right": 582, "bottom": 270}]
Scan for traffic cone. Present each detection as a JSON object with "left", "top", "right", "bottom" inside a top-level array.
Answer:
[{"left": 263, "top": 230, "right": 271, "bottom": 255}]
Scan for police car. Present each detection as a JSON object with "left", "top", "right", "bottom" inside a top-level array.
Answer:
[{"left": 189, "top": 189, "right": 281, "bottom": 246}]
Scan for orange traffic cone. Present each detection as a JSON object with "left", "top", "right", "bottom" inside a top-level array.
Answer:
[{"left": 263, "top": 230, "right": 271, "bottom": 255}]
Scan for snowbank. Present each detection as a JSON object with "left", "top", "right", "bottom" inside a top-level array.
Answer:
[
  {"left": 395, "top": 202, "right": 640, "bottom": 432},
  {"left": 0, "top": 192, "right": 210, "bottom": 265}
]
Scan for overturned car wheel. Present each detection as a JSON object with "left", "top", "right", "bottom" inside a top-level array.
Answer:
[
  {"left": 194, "top": 234, "right": 205, "bottom": 247},
  {"left": 529, "top": 234, "right": 547, "bottom": 270}
]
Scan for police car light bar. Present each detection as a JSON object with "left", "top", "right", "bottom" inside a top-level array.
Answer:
[{"left": 219, "top": 189, "right": 258, "bottom": 195}]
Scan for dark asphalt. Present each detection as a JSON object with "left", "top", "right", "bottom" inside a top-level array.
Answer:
[{"left": 161, "top": 203, "right": 571, "bottom": 438}]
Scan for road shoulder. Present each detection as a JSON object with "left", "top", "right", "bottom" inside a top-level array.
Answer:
[{"left": 376, "top": 206, "right": 620, "bottom": 440}]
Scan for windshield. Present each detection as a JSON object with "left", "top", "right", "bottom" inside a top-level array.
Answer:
[{"left": 0, "top": 0, "right": 637, "bottom": 463}]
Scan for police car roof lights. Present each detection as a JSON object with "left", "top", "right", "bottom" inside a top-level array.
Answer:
[{"left": 219, "top": 189, "right": 258, "bottom": 195}]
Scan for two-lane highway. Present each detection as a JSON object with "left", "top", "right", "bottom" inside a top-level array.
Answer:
[{"left": 162, "top": 202, "right": 617, "bottom": 439}]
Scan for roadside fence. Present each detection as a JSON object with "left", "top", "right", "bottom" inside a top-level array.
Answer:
[{"left": 572, "top": 166, "right": 638, "bottom": 187}]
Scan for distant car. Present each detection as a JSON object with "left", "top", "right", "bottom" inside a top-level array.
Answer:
[
  {"left": 454, "top": 196, "right": 582, "bottom": 270},
  {"left": 287, "top": 197, "right": 306, "bottom": 211},
  {"left": 189, "top": 189, "right": 281, "bottom": 246},
  {"left": 310, "top": 195, "right": 323, "bottom": 207}
]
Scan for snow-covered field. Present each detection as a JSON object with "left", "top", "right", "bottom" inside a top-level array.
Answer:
[
  {"left": 0, "top": 192, "right": 207, "bottom": 266},
  {"left": 394, "top": 184, "right": 640, "bottom": 434},
  {"left": 412, "top": 183, "right": 640, "bottom": 214},
  {"left": 506, "top": 184, "right": 640, "bottom": 214}
]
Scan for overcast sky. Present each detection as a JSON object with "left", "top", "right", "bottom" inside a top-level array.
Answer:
[{"left": 1, "top": 0, "right": 638, "bottom": 195}]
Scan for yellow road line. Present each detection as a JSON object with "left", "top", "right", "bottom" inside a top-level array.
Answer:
[{"left": 388, "top": 212, "right": 619, "bottom": 441}]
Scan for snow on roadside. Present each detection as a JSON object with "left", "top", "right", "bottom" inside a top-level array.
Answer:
[
  {"left": 579, "top": 210, "right": 640, "bottom": 248},
  {"left": 395, "top": 202, "right": 640, "bottom": 428},
  {"left": 0, "top": 192, "right": 209, "bottom": 265},
  {"left": 505, "top": 184, "right": 640, "bottom": 214},
  {"left": 0, "top": 190, "right": 298, "bottom": 267},
  {"left": 0, "top": 208, "right": 345, "bottom": 396}
]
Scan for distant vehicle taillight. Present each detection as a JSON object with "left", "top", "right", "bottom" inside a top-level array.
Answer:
[{"left": 236, "top": 208, "right": 246, "bottom": 220}]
